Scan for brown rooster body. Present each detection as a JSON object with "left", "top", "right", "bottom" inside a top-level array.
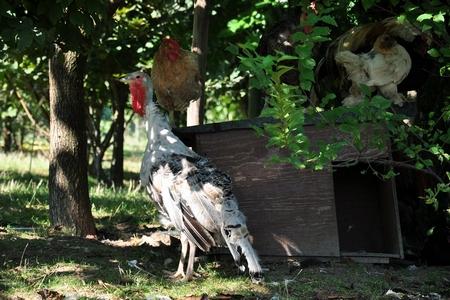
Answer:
[
  {"left": 335, "top": 34, "right": 412, "bottom": 106},
  {"left": 151, "top": 38, "right": 201, "bottom": 112}
]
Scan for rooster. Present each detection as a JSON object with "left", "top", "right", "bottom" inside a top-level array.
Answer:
[
  {"left": 151, "top": 37, "right": 201, "bottom": 113},
  {"left": 120, "top": 71, "right": 263, "bottom": 282},
  {"left": 335, "top": 33, "right": 412, "bottom": 106}
]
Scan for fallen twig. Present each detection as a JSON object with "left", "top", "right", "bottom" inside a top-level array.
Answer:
[{"left": 19, "top": 242, "right": 29, "bottom": 268}]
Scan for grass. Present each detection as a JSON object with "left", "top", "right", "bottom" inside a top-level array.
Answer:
[
  {"left": 1, "top": 152, "right": 450, "bottom": 299},
  {"left": 0, "top": 152, "right": 155, "bottom": 231}
]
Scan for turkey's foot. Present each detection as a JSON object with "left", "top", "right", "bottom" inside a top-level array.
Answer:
[
  {"left": 181, "top": 271, "right": 201, "bottom": 282},
  {"left": 163, "top": 269, "right": 184, "bottom": 279}
]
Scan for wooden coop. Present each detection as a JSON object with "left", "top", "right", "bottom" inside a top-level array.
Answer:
[{"left": 175, "top": 118, "right": 404, "bottom": 263}]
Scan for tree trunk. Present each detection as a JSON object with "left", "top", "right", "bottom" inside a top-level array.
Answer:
[
  {"left": 86, "top": 113, "right": 105, "bottom": 181},
  {"left": 2, "top": 117, "right": 13, "bottom": 152},
  {"left": 91, "top": 147, "right": 105, "bottom": 180},
  {"left": 110, "top": 80, "right": 127, "bottom": 187},
  {"left": 186, "top": 0, "right": 210, "bottom": 126},
  {"left": 247, "top": 86, "right": 265, "bottom": 118},
  {"left": 48, "top": 45, "right": 96, "bottom": 237}
]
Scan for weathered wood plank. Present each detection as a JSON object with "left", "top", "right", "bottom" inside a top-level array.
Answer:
[
  {"left": 195, "top": 129, "right": 340, "bottom": 257},
  {"left": 177, "top": 118, "right": 389, "bottom": 161}
]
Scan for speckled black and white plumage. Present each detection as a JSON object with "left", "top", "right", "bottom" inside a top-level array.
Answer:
[{"left": 122, "top": 71, "right": 262, "bottom": 282}]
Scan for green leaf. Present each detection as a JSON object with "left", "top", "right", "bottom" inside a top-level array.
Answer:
[
  {"left": 311, "top": 26, "right": 330, "bottom": 37},
  {"left": 415, "top": 162, "right": 424, "bottom": 169},
  {"left": 300, "top": 80, "right": 312, "bottom": 91},
  {"left": 226, "top": 44, "right": 239, "bottom": 55},
  {"left": 423, "top": 159, "right": 433, "bottom": 167},
  {"left": 371, "top": 95, "right": 391, "bottom": 109},
  {"left": 430, "top": 146, "right": 440, "bottom": 155},
  {"left": 359, "top": 84, "right": 372, "bottom": 96},
  {"left": 291, "top": 32, "right": 306, "bottom": 43},
  {"left": 301, "top": 68, "right": 314, "bottom": 82},
  {"left": 300, "top": 58, "right": 316, "bottom": 69},
  {"left": 382, "top": 169, "right": 398, "bottom": 180},
  {"left": 227, "top": 18, "right": 246, "bottom": 33},
  {"left": 427, "top": 48, "right": 440, "bottom": 58},
  {"left": 278, "top": 54, "right": 298, "bottom": 62},
  {"left": 320, "top": 93, "right": 336, "bottom": 107},
  {"left": 440, "top": 47, "right": 450, "bottom": 57},
  {"left": 295, "top": 44, "right": 313, "bottom": 58},
  {"left": 433, "top": 12, "right": 445, "bottom": 23},
  {"left": 262, "top": 55, "right": 274, "bottom": 68},
  {"left": 320, "top": 16, "right": 337, "bottom": 26},
  {"left": 397, "top": 14, "right": 406, "bottom": 23},
  {"left": 417, "top": 13, "right": 433, "bottom": 22},
  {"left": 421, "top": 24, "right": 432, "bottom": 32},
  {"left": 271, "top": 65, "right": 293, "bottom": 84},
  {"left": 338, "top": 123, "right": 358, "bottom": 135},
  {"left": 362, "top": 0, "right": 377, "bottom": 10},
  {"left": 1, "top": 107, "right": 18, "bottom": 118}
]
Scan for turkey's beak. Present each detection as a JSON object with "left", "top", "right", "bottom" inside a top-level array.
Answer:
[{"left": 119, "top": 74, "right": 132, "bottom": 83}]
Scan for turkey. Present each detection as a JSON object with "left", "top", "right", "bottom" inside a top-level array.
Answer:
[
  {"left": 316, "top": 17, "right": 429, "bottom": 107},
  {"left": 120, "top": 71, "right": 263, "bottom": 282},
  {"left": 335, "top": 33, "right": 412, "bottom": 106}
]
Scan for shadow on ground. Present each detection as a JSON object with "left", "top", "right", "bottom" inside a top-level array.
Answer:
[{"left": 0, "top": 231, "right": 265, "bottom": 299}]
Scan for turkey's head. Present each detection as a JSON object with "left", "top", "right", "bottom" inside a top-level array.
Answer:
[
  {"left": 120, "top": 71, "right": 152, "bottom": 117},
  {"left": 162, "top": 37, "right": 181, "bottom": 62}
]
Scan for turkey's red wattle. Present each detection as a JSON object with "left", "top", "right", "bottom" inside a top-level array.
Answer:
[{"left": 130, "top": 79, "right": 146, "bottom": 116}]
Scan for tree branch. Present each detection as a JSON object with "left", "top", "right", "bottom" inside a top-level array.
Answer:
[{"left": 13, "top": 87, "right": 50, "bottom": 139}]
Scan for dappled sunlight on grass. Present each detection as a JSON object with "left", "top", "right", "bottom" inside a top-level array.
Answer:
[
  {"left": 0, "top": 232, "right": 268, "bottom": 299},
  {"left": 0, "top": 172, "right": 49, "bottom": 227},
  {"left": 1, "top": 230, "right": 449, "bottom": 299},
  {"left": 0, "top": 152, "right": 157, "bottom": 231},
  {"left": 0, "top": 152, "right": 49, "bottom": 176},
  {"left": 0, "top": 169, "right": 157, "bottom": 230},
  {"left": 90, "top": 182, "right": 158, "bottom": 233}
]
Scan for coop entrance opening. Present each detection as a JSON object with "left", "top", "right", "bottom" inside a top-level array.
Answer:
[{"left": 333, "top": 163, "right": 403, "bottom": 258}]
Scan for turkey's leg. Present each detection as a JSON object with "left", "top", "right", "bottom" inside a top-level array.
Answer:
[
  {"left": 379, "top": 83, "right": 405, "bottom": 106},
  {"left": 184, "top": 240, "right": 197, "bottom": 281},
  {"left": 170, "top": 234, "right": 188, "bottom": 279}
]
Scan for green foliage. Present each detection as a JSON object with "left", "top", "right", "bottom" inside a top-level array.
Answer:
[
  {"left": 237, "top": 0, "right": 450, "bottom": 213},
  {"left": 238, "top": 5, "right": 340, "bottom": 170},
  {"left": 0, "top": 0, "right": 109, "bottom": 55}
]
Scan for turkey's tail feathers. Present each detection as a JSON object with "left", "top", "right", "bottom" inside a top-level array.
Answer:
[
  {"left": 335, "top": 51, "right": 368, "bottom": 84},
  {"left": 335, "top": 51, "right": 361, "bottom": 71},
  {"left": 221, "top": 198, "right": 263, "bottom": 282},
  {"left": 182, "top": 205, "right": 216, "bottom": 252},
  {"left": 237, "top": 237, "right": 263, "bottom": 282}
]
